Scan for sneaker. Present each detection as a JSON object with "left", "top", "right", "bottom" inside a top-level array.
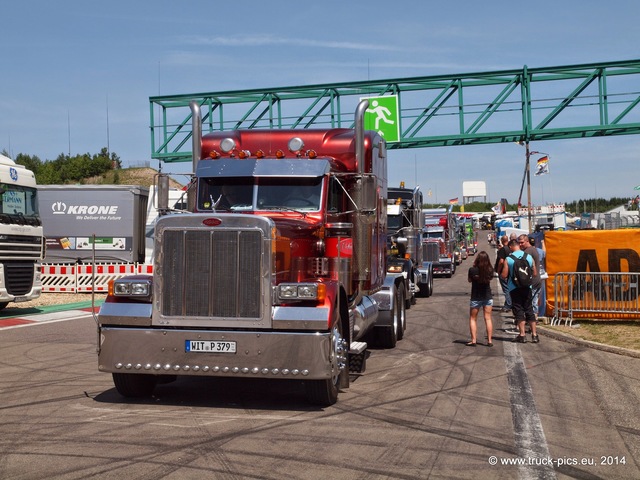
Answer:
[
  {"left": 504, "top": 328, "right": 520, "bottom": 335},
  {"left": 514, "top": 335, "right": 527, "bottom": 343},
  {"left": 531, "top": 335, "right": 540, "bottom": 343}
]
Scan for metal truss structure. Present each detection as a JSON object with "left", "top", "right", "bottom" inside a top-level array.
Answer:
[{"left": 150, "top": 59, "right": 640, "bottom": 163}]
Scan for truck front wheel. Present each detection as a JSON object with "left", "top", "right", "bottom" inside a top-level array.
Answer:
[
  {"left": 305, "top": 313, "right": 345, "bottom": 406},
  {"left": 112, "top": 373, "right": 157, "bottom": 398}
]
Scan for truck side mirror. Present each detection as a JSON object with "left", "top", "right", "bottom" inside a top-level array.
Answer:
[
  {"left": 157, "top": 174, "right": 170, "bottom": 212},
  {"left": 360, "top": 175, "right": 378, "bottom": 212}
]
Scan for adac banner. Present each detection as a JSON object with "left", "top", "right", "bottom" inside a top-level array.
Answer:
[{"left": 545, "top": 229, "right": 640, "bottom": 319}]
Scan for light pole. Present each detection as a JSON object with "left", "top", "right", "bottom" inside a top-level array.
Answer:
[
  {"left": 516, "top": 141, "right": 533, "bottom": 232},
  {"left": 525, "top": 141, "right": 532, "bottom": 233},
  {"left": 517, "top": 142, "right": 549, "bottom": 233}
]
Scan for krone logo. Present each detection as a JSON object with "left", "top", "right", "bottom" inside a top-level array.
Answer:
[
  {"left": 52, "top": 201, "right": 67, "bottom": 214},
  {"left": 50, "top": 202, "right": 118, "bottom": 215}
]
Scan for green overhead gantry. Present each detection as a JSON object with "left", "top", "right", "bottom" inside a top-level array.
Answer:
[{"left": 150, "top": 59, "right": 640, "bottom": 163}]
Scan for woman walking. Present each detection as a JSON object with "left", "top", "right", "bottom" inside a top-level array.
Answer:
[{"left": 467, "top": 251, "right": 494, "bottom": 347}]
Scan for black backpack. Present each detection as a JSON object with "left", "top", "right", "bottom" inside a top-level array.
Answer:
[{"left": 509, "top": 252, "right": 533, "bottom": 287}]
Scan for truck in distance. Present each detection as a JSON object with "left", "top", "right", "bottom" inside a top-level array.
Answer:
[
  {"left": 387, "top": 183, "right": 433, "bottom": 304},
  {"left": 422, "top": 206, "right": 458, "bottom": 277}
]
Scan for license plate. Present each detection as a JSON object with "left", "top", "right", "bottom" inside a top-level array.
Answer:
[
  {"left": 13, "top": 296, "right": 28, "bottom": 303},
  {"left": 185, "top": 340, "right": 236, "bottom": 353}
]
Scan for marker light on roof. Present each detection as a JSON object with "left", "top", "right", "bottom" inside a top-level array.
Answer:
[
  {"left": 220, "top": 138, "right": 236, "bottom": 153},
  {"left": 288, "top": 137, "right": 305, "bottom": 153}
]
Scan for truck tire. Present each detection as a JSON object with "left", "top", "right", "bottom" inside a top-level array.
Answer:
[
  {"left": 378, "top": 284, "right": 405, "bottom": 348},
  {"left": 305, "top": 313, "right": 344, "bottom": 406},
  {"left": 112, "top": 373, "right": 157, "bottom": 398},
  {"left": 422, "top": 275, "right": 433, "bottom": 297},
  {"left": 397, "top": 284, "right": 406, "bottom": 341}
]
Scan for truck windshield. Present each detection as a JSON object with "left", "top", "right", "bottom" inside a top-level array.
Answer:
[
  {"left": 387, "top": 215, "right": 403, "bottom": 231},
  {"left": 198, "top": 177, "right": 323, "bottom": 212},
  {"left": 423, "top": 231, "right": 444, "bottom": 240},
  {"left": 0, "top": 184, "right": 39, "bottom": 216}
]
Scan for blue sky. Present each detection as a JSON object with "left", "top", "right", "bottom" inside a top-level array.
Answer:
[{"left": 1, "top": 0, "right": 639, "bottom": 206}]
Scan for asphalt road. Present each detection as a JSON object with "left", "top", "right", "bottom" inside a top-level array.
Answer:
[{"left": 1, "top": 238, "right": 639, "bottom": 479}]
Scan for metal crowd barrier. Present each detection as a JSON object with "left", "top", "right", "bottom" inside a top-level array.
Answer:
[{"left": 551, "top": 272, "right": 640, "bottom": 326}]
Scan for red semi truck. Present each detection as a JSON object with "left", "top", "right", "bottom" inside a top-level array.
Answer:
[
  {"left": 422, "top": 207, "right": 458, "bottom": 277},
  {"left": 97, "top": 100, "right": 409, "bottom": 406}
]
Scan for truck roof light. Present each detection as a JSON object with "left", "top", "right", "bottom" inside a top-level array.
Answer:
[
  {"left": 307, "top": 149, "right": 317, "bottom": 159},
  {"left": 220, "top": 138, "right": 236, "bottom": 153},
  {"left": 209, "top": 151, "right": 221, "bottom": 159},
  {"left": 275, "top": 149, "right": 285, "bottom": 159},
  {"left": 256, "top": 149, "right": 265, "bottom": 158},
  {"left": 288, "top": 137, "right": 304, "bottom": 152},
  {"left": 238, "top": 150, "right": 250, "bottom": 159}
]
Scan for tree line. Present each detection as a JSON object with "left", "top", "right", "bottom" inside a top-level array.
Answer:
[{"left": 2, "top": 148, "right": 121, "bottom": 185}]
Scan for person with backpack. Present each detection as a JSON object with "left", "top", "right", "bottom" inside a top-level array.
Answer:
[
  {"left": 494, "top": 234, "right": 512, "bottom": 313},
  {"left": 500, "top": 238, "right": 538, "bottom": 343},
  {"left": 518, "top": 234, "right": 543, "bottom": 319}
]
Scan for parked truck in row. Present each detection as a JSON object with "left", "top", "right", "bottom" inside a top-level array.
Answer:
[
  {"left": 422, "top": 207, "right": 458, "bottom": 277},
  {"left": 97, "top": 100, "right": 409, "bottom": 406},
  {"left": 0, "top": 154, "right": 43, "bottom": 309},
  {"left": 386, "top": 183, "right": 433, "bottom": 305}
]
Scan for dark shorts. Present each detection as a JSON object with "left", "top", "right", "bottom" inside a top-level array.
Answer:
[{"left": 510, "top": 287, "right": 536, "bottom": 322}]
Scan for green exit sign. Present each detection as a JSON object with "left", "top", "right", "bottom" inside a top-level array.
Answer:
[{"left": 362, "top": 95, "right": 400, "bottom": 143}]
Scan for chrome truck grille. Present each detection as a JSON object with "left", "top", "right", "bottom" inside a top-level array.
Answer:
[
  {"left": 422, "top": 242, "right": 440, "bottom": 263},
  {"left": 155, "top": 214, "right": 273, "bottom": 326}
]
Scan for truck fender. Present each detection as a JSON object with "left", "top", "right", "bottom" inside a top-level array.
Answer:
[
  {"left": 321, "top": 281, "right": 349, "bottom": 340},
  {"left": 372, "top": 274, "right": 403, "bottom": 325},
  {"left": 416, "top": 261, "right": 434, "bottom": 297}
]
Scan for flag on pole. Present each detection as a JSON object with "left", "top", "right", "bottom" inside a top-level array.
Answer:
[
  {"left": 449, "top": 197, "right": 459, "bottom": 205},
  {"left": 634, "top": 185, "right": 640, "bottom": 191},
  {"left": 491, "top": 202, "right": 501, "bottom": 214},
  {"left": 534, "top": 156, "right": 550, "bottom": 176}
]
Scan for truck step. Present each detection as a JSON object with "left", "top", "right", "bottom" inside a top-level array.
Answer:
[{"left": 349, "top": 341, "right": 367, "bottom": 354}]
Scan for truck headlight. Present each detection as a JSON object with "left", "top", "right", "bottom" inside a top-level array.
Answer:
[
  {"left": 277, "top": 283, "right": 326, "bottom": 302},
  {"left": 110, "top": 278, "right": 152, "bottom": 298}
]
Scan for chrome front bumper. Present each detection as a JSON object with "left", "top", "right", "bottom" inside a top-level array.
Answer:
[{"left": 98, "top": 326, "right": 334, "bottom": 380}]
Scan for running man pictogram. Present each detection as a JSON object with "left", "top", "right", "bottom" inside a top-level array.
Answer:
[
  {"left": 368, "top": 100, "right": 395, "bottom": 130},
  {"left": 362, "top": 95, "right": 400, "bottom": 142}
]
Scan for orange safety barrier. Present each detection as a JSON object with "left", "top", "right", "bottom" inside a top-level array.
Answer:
[
  {"left": 42, "top": 263, "right": 153, "bottom": 293},
  {"left": 41, "top": 264, "right": 77, "bottom": 293},
  {"left": 76, "top": 264, "right": 137, "bottom": 292}
]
